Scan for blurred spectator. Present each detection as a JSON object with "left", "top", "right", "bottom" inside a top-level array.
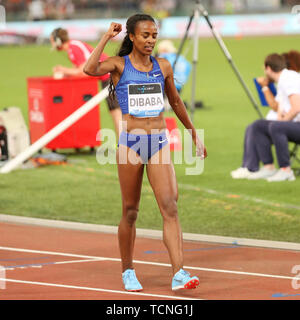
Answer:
[
  {"left": 212, "top": 0, "right": 245, "bottom": 14},
  {"left": 5, "top": 0, "right": 26, "bottom": 13},
  {"left": 157, "top": 40, "right": 191, "bottom": 93},
  {"left": 56, "top": 0, "right": 74, "bottom": 20},
  {"left": 156, "top": 39, "right": 192, "bottom": 110},
  {"left": 27, "top": 0, "right": 45, "bottom": 21},
  {"left": 44, "top": 0, "right": 58, "bottom": 19},
  {"left": 42, "top": 0, "right": 74, "bottom": 20},
  {"left": 4, "top": 0, "right": 300, "bottom": 19},
  {"left": 141, "top": 0, "right": 176, "bottom": 19},
  {"left": 283, "top": 0, "right": 300, "bottom": 5}
]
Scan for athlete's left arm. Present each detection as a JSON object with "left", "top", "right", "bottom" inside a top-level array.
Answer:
[
  {"left": 279, "top": 94, "right": 300, "bottom": 121},
  {"left": 160, "top": 58, "right": 207, "bottom": 158}
]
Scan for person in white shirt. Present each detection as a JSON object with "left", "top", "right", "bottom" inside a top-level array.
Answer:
[
  {"left": 251, "top": 55, "right": 300, "bottom": 181},
  {"left": 28, "top": 0, "right": 45, "bottom": 21},
  {"left": 231, "top": 52, "right": 300, "bottom": 181}
]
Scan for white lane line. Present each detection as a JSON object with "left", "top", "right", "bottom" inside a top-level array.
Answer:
[
  {"left": 0, "top": 246, "right": 294, "bottom": 280},
  {"left": 54, "top": 258, "right": 104, "bottom": 265},
  {"left": 132, "top": 260, "right": 294, "bottom": 280},
  {"left": 0, "top": 246, "right": 112, "bottom": 261},
  {"left": 0, "top": 278, "right": 201, "bottom": 300},
  {"left": 181, "top": 266, "right": 294, "bottom": 280},
  {"left": 3, "top": 258, "right": 105, "bottom": 270},
  {"left": 0, "top": 266, "right": 5, "bottom": 289}
]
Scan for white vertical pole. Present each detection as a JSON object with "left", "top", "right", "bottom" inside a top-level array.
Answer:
[
  {"left": 190, "top": 5, "right": 200, "bottom": 123},
  {"left": 198, "top": 4, "right": 263, "bottom": 118},
  {"left": 0, "top": 265, "right": 5, "bottom": 290},
  {"left": 0, "top": 87, "right": 109, "bottom": 174}
]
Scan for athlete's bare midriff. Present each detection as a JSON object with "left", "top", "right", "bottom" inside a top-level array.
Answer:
[{"left": 122, "top": 113, "right": 167, "bottom": 134}]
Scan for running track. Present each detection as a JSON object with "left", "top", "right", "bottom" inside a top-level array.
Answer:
[{"left": 0, "top": 215, "right": 300, "bottom": 301}]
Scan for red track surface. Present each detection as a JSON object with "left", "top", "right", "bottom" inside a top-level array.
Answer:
[{"left": 0, "top": 221, "right": 300, "bottom": 300}]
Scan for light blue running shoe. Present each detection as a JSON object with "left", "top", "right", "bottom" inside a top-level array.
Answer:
[
  {"left": 172, "top": 269, "right": 200, "bottom": 291},
  {"left": 122, "top": 269, "right": 143, "bottom": 292}
]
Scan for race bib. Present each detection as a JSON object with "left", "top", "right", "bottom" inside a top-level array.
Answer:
[{"left": 128, "top": 83, "right": 164, "bottom": 117}]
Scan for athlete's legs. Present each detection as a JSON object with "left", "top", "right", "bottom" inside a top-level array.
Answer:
[
  {"left": 117, "top": 145, "right": 144, "bottom": 272},
  {"left": 146, "top": 148, "right": 183, "bottom": 275}
]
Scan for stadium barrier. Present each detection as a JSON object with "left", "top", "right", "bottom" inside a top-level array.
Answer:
[{"left": 1, "top": 13, "right": 300, "bottom": 45}]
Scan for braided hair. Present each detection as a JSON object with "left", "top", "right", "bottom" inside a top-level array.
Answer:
[{"left": 108, "top": 14, "right": 156, "bottom": 99}]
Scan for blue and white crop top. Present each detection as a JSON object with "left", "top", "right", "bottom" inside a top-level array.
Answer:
[{"left": 115, "top": 55, "right": 165, "bottom": 118}]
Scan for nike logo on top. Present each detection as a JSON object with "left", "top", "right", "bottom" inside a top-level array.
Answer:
[
  {"left": 153, "top": 73, "right": 161, "bottom": 77},
  {"left": 159, "top": 139, "right": 167, "bottom": 144}
]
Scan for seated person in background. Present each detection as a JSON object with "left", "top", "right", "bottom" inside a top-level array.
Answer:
[
  {"left": 157, "top": 40, "right": 191, "bottom": 110},
  {"left": 50, "top": 28, "right": 122, "bottom": 136},
  {"left": 157, "top": 40, "right": 191, "bottom": 93},
  {"left": 251, "top": 54, "right": 300, "bottom": 182},
  {"left": 231, "top": 50, "right": 300, "bottom": 180}
]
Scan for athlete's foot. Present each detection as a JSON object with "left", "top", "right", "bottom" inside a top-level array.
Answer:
[
  {"left": 122, "top": 269, "right": 143, "bottom": 292},
  {"left": 172, "top": 269, "right": 199, "bottom": 291}
]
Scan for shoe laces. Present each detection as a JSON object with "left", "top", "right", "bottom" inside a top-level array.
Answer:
[
  {"left": 175, "top": 269, "right": 190, "bottom": 280},
  {"left": 123, "top": 269, "right": 135, "bottom": 281}
]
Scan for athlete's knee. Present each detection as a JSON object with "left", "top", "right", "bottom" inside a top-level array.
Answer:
[
  {"left": 123, "top": 206, "right": 139, "bottom": 225},
  {"left": 160, "top": 198, "right": 178, "bottom": 220}
]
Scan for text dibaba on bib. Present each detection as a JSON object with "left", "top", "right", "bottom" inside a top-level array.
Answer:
[{"left": 128, "top": 83, "right": 164, "bottom": 117}]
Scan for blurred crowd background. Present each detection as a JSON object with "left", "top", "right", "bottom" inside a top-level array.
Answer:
[{"left": 1, "top": 0, "right": 300, "bottom": 21}]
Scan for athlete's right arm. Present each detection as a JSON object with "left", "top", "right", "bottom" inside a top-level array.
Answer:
[{"left": 84, "top": 22, "right": 122, "bottom": 76}]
